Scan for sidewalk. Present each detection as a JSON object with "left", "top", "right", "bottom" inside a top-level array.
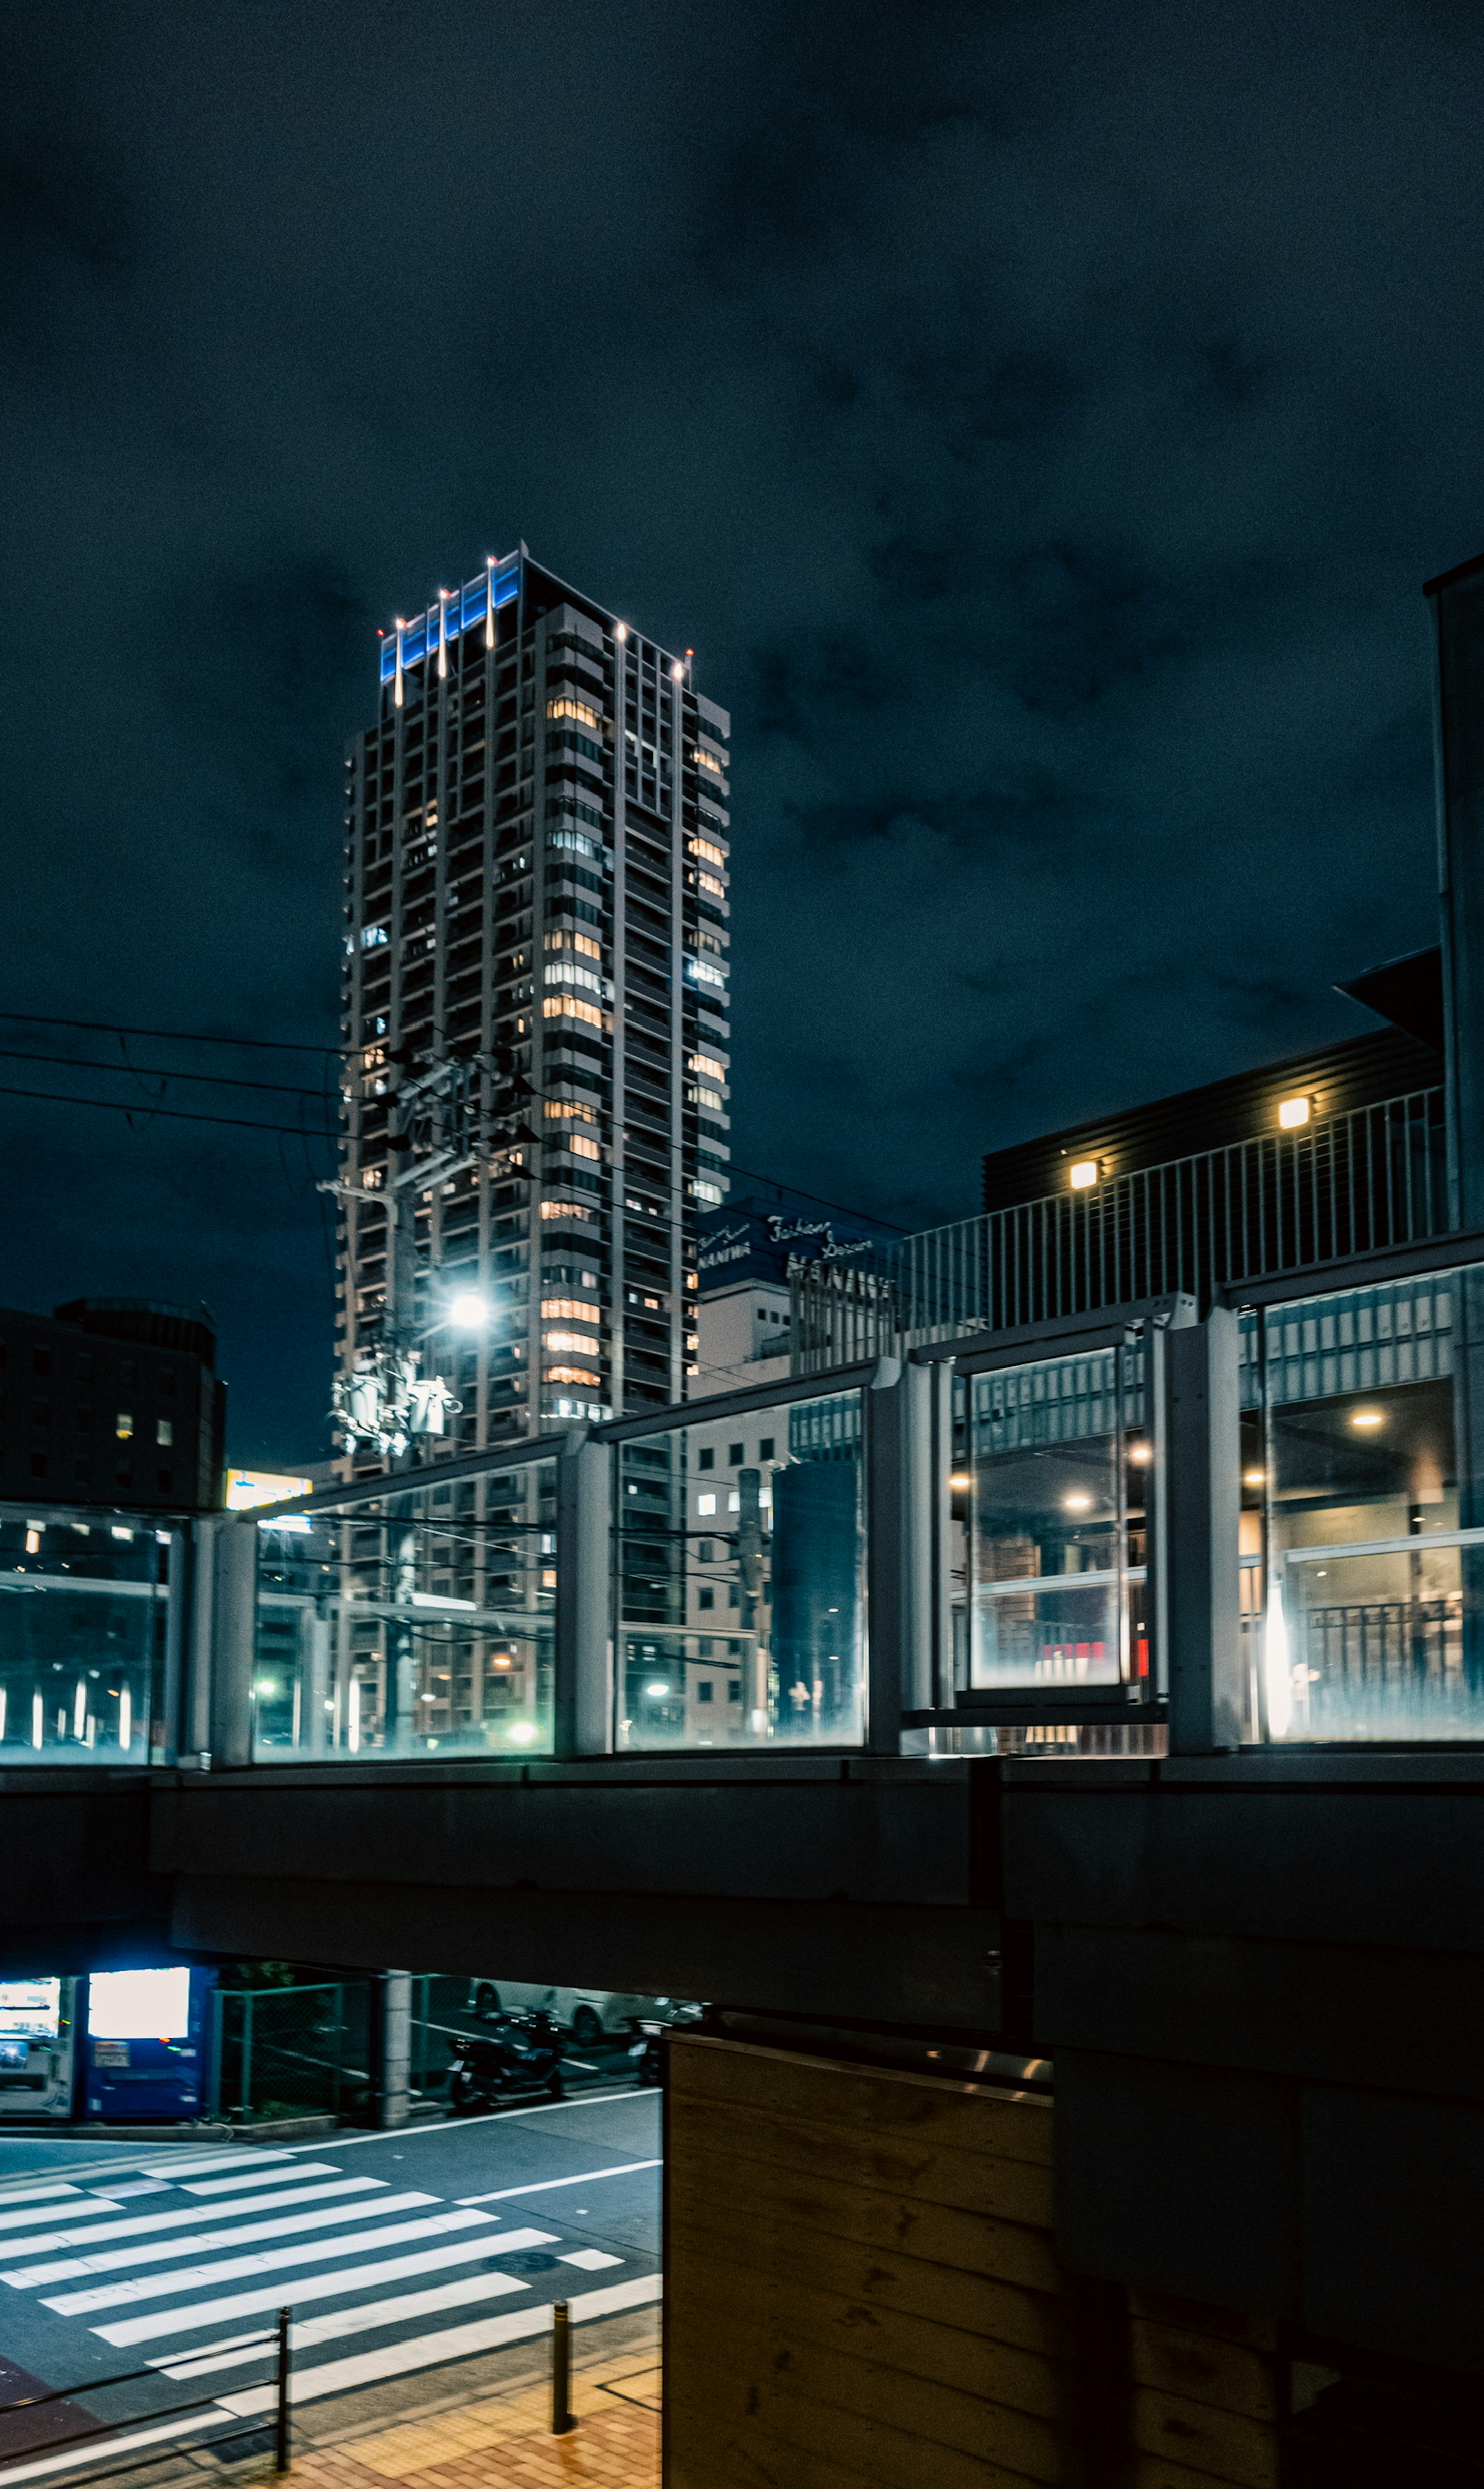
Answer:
[{"left": 281, "top": 2346, "right": 660, "bottom": 2489}]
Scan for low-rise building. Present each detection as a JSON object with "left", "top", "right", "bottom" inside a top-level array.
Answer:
[{"left": 0, "top": 1299, "right": 225, "bottom": 1513}]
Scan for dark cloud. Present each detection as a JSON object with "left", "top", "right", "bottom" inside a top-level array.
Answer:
[{"left": 0, "top": 0, "right": 1479, "bottom": 1450}]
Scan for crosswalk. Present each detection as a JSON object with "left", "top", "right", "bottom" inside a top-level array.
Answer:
[{"left": 0, "top": 2137, "right": 661, "bottom": 2484}]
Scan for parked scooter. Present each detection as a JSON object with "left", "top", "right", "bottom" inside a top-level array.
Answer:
[
  {"left": 448, "top": 2011, "right": 565, "bottom": 2112},
  {"left": 630, "top": 2001, "right": 706, "bottom": 2087}
]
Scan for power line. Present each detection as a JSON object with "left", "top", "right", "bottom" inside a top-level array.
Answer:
[
  {"left": 0, "top": 1046, "right": 327, "bottom": 1100},
  {"left": 0, "top": 1015, "right": 900, "bottom": 1234},
  {"left": 0, "top": 1011, "right": 345, "bottom": 1058},
  {"left": 0, "top": 1083, "right": 336, "bottom": 1140}
]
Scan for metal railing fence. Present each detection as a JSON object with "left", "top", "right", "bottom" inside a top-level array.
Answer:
[
  {"left": 0, "top": 2317, "right": 291, "bottom": 2485},
  {"left": 210, "top": 1980, "right": 371, "bottom": 2123},
  {"left": 793, "top": 1087, "right": 1449, "bottom": 1369}
]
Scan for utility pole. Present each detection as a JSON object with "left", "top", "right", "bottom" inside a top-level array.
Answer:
[{"left": 325, "top": 1045, "right": 540, "bottom": 1467}]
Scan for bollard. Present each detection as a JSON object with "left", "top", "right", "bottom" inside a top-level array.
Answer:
[
  {"left": 550, "top": 2299, "right": 574, "bottom": 2435},
  {"left": 275, "top": 2305, "right": 292, "bottom": 2474}
]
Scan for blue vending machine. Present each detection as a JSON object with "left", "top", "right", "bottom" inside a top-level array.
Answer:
[{"left": 80, "top": 1967, "right": 216, "bottom": 2121}]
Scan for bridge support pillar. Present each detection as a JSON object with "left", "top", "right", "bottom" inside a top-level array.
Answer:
[{"left": 371, "top": 1970, "right": 411, "bottom": 2128}]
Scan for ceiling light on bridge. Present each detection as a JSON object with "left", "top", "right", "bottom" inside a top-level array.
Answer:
[
  {"left": 1278, "top": 1095, "right": 1312, "bottom": 1129},
  {"left": 1244, "top": 1468, "right": 1267, "bottom": 1486},
  {"left": 1127, "top": 1440, "right": 1152, "bottom": 1466},
  {"left": 1063, "top": 1492, "right": 1093, "bottom": 1513},
  {"left": 1350, "top": 1408, "right": 1386, "bottom": 1430},
  {"left": 949, "top": 1471, "right": 971, "bottom": 1490},
  {"left": 1069, "top": 1159, "right": 1099, "bottom": 1190}
]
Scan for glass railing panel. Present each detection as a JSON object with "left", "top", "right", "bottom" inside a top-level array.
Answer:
[
  {"left": 253, "top": 1460, "right": 557, "bottom": 1760},
  {"left": 962, "top": 1345, "right": 1147, "bottom": 1693},
  {"left": 1251, "top": 1264, "right": 1484, "bottom": 1738},
  {"left": 0, "top": 1507, "right": 176, "bottom": 1762},
  {"left": 613, "top": 1388, "right": 866, "bottom": 1750}
]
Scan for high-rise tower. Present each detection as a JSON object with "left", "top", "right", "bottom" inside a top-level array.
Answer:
[{"left": 337, "top": 546, "right": 732, "bottom": 1466}]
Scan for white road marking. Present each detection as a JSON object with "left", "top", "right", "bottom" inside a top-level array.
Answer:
[
  {"left": 7, "top": 2191, "right": 438, "bottom": 2287},
  {"left": 0, "top": 2177, "right": 386, "bottom": 2263},
  {"left": 558, "top": 2250, "right": 623, "bottom": 2270},
  {"left": 456, "top": 2158, "right": 659, "bottom": 2206},
  {"left": 93, "top": 2230, "right": 559, "bottom": 2346},
  {"left": 48, "top": 2208, "right": 497, "bottom": 2315},
  {"left": 274, "top": 2090, "right": 640, "bottom": 2145},
  {"left": 0, "top": 2186, "right": 89, "bottom": 2211},
  {"left": 214, "top": 2273, "right": 662, "bottom": 2409},
  {"left": 0, "top": 2274, "right": 664, "bottom": 2480},
  {"left": 0, "top": 2198, "right": 124, "bottom": 2235},
  {"left": 153, "top": 2152, "right": 294, "bottom": 2177},
  {"left": 151, "top": 2272, "right": 534, "bottom": 2379},
  {"left": 181, "top": 2161, "right": 339, "bottom": 2194}
]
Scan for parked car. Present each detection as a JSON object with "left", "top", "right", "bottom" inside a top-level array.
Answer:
[{"left": 466, "top": 1982, "right": 689, "bottom": 2047}]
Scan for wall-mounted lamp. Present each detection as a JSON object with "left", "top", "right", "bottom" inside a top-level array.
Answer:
[
  {"left": 1069, "top": 1159, "right": 1099, "bottom": 1190},
  {"left": 1278, "top": 1095, "right": 1311, "bottom": 1129}
]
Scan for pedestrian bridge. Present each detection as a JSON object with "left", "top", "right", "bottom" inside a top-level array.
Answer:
[
  {"left": 5, "top": 1224, "right": 1484, "bottom": 2019},
  {"left": 10, "top": 1229, "right": 1484, "bottom": 2468}
]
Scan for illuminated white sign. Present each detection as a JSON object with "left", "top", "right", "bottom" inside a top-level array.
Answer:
[
  {"left": 0, "top": 1980, "right": 60, "bottom": 2038},
  {"left": 226, "top": 1469, "right": 314, "bottom": 1512},
  {"left": 88, "top": 1967, "right": 191, "bottom": 2040}
]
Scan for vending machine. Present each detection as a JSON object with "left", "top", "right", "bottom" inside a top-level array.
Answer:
[
  {"left": 0, "top": 1978, "right": 77, "bottom": 2120},
  {"left": 80, "top": 1967, "right": 216, "bottom": 2121}
]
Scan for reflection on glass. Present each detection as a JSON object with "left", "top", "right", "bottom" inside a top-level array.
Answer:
[
  {"left": 0, "top": 1509, "right": 173, "bottom": 1762},
  {"left": 961, "top": 1348, "right": 1145, "bottom": 1690},
  {"left": 254, "top": 1462, "right": 556, "bottom": 1759},
  {"left": 614, "top": 1390, "right": 865, "bottom": 1749},
  {"left": 1256, "top": 1272, "right": 1484, "bottom": 1738}
]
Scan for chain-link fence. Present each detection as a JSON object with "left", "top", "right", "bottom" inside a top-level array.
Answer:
[
  {"left": 209, "top": 1972, "right": 517, "bottom": 2123},
  {"left": 210, "top": 1981, "right": 372, "bottom": 2123}
]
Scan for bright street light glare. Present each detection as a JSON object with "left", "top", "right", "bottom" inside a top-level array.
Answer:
[{"left": 448, "top": 1292, "right": 490, "bottom": 1329}]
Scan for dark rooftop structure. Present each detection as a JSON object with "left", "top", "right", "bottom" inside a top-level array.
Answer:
[{"left": 982, "top": 953, "right": 1443, "bottom": 1216}]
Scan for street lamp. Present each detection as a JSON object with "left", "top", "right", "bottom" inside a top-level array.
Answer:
[{"left": 447, "top": 1291, "right": 491, "bottom": 1330}]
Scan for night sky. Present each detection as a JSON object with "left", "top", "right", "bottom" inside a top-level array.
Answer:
[{"left": 3, "top": 0, "right": 1481, "bottom": 1463}]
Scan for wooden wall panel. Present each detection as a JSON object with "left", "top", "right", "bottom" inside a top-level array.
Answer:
[{"left": 664, "top": 2036, "right": 1282, "bottom": 2489}]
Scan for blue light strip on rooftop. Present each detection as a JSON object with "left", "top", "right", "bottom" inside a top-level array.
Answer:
[{"left": 381, "top": 552, "right": 522, "bottom": 683}]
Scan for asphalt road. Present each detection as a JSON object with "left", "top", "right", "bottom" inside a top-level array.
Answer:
[{"left": 0, "top": 2086, "right": 662, "bottom": 2483}]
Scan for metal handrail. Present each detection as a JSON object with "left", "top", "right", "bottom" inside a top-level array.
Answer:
[
  {"left": 0, "top": 2312, "right": 290, "bottom": 2483},
  {"left": 792, "top": 1086, "right": 1450, "bottom": 1371}
]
